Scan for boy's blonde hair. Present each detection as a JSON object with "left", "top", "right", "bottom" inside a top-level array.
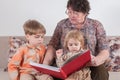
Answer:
[
  {"left": 64, "top": 30, "right": 84, "bottom": 50},
  {"left": 23, "top": 19, "right": 46, "bottom": 35}
]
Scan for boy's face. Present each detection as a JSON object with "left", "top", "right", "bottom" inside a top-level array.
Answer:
[
  {"left": 67, "top": 38, "right": 81, "bottom": 53},
  {"left": 26, "top": 33, "right": 45, "bottom": 46}
]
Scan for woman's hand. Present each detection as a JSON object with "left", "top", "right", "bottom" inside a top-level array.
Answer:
[
  {"left": 86, "top": 54, "right": 107, "bottom": 67},
  {"left": 85, "top": 55, "right": 97, "bottom": 66},
  {"left": 86, "top": 50, "right": 109, "bottom": 67},
  {"left": 86, "top": 54, "right": 101, "bottom": 66},
  {"left": 92, "top": 50, "right": 109, "bottom": 66},
  {"left": 90, "top": 55, "right": 98, "bottom": 66}
]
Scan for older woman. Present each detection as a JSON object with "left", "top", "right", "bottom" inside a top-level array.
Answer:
[{"left": 43, "top": 0, "right": 109, "bottom": 80}]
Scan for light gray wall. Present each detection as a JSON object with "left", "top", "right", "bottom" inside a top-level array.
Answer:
[
  {"left": 0, "top": 0, "right": 120, "bottom": 36},
  {"left": 89, "top": 0, "right": 120, "bottom": 36}
]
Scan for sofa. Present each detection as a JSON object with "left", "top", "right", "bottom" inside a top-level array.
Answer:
[{"left": 0, "top": 36, "right": 120, "bottom": 80}]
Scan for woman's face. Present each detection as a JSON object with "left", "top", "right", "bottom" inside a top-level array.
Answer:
[{"left": 66, "top": 7, "right": 87, "bottom": 25}]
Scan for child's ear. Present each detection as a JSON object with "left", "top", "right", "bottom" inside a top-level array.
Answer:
[{"left": 25, "top": 34, "right": 30, "bottom": 40}]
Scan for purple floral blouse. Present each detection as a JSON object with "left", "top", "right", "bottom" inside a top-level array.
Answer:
[{"left": 48, "top": 18, "right": 109, "bottom": 55}]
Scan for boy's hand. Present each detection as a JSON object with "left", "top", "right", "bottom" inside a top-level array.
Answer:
[{"left": 20, "top": 67, "right": 41, "bottom": 74}]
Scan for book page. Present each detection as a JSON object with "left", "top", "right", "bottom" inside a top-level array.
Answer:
[
  {"left": 29, "top": 50, "right": 91, "bottom": 79},
  {"left": 30, "top": 61, "right": 60, "bottom": 72},
  {"left": 63, "top": 50, "right": 87, "bottom": 65},
  {"left": 61, "top": 50, "right": 91, "bottom": 75}
]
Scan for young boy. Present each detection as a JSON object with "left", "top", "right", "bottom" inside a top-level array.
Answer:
[{"left": 8, "top": 20, "right": 53, "bottom": 80}]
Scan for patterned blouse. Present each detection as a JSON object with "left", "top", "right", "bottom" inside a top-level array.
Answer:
[{"left": 48, "top": 18, "right": 109, "bottom": 55}]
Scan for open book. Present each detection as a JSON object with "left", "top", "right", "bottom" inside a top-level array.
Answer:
[{"left": 30, "top": 50, "right": 91, "bottom": 79}]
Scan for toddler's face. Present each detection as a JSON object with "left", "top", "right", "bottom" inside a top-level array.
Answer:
[
  {"left": 67, "top": 38, "right": 81, "bottom": 53},
  {"left": 26, "top": 33, "right": 45, "bottom": 46}
]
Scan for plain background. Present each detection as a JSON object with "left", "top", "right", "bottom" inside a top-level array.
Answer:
[{"left": 0, "top": 0, "right": 120, "bottom": 36}]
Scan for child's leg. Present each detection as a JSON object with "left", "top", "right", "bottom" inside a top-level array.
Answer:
[
  {"left": 35, "top": 74, "right": 54, "bottom": 80},
  {"left": 20, "top": 74, "right": 35, "bottom": 80}
]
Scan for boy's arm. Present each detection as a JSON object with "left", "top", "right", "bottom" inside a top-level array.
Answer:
[
  {"left": 8, "top": 55, "right": 20, "bottom": 80},
  {"left": 8, "top": 48, "right": 23, "bottom": 80}
]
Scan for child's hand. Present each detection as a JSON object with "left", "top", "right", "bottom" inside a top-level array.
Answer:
[{"left": 56, "top": 49, "right": 63, "bottom": 59}]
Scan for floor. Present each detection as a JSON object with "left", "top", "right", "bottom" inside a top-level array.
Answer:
[{"left": 0, "top": 71, "right": 120, "bottom": 80}]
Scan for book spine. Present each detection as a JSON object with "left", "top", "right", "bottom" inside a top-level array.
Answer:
[{"left": 60, "top": 69, "right": 67, "bottom": 79}]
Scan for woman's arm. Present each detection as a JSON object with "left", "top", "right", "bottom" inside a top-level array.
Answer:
[
  {"left": 91, "top": 49, "right": 109, "bottom": 66},
  {"left": 43, "top": 45, "right": 56, "bottom": 65}
]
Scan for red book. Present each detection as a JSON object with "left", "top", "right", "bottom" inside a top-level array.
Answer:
[{"left": 30, "top": 50, "right": 91, "bottom": 79}]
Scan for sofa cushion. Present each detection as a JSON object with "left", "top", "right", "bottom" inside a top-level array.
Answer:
[
  {"left": 8, "top": 37, "right": 26, "bottom": 62},
  {"left": 105, "top": 36, "right": 120, "bottom": 72},
  {"left": 3, "top": 36, "right": 120, "bottom": 72},
  {"left": 3, "top": 37, "right": 26, "bottom": 71}
]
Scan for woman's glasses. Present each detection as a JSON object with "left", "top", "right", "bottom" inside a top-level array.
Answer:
[{"left": 65, "top": 9, "right": 80, "bottom": 17}]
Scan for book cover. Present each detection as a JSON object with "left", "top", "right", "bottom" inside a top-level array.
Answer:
[{"left": 30, "top": 50, "right": 91, "bottom": 79}]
